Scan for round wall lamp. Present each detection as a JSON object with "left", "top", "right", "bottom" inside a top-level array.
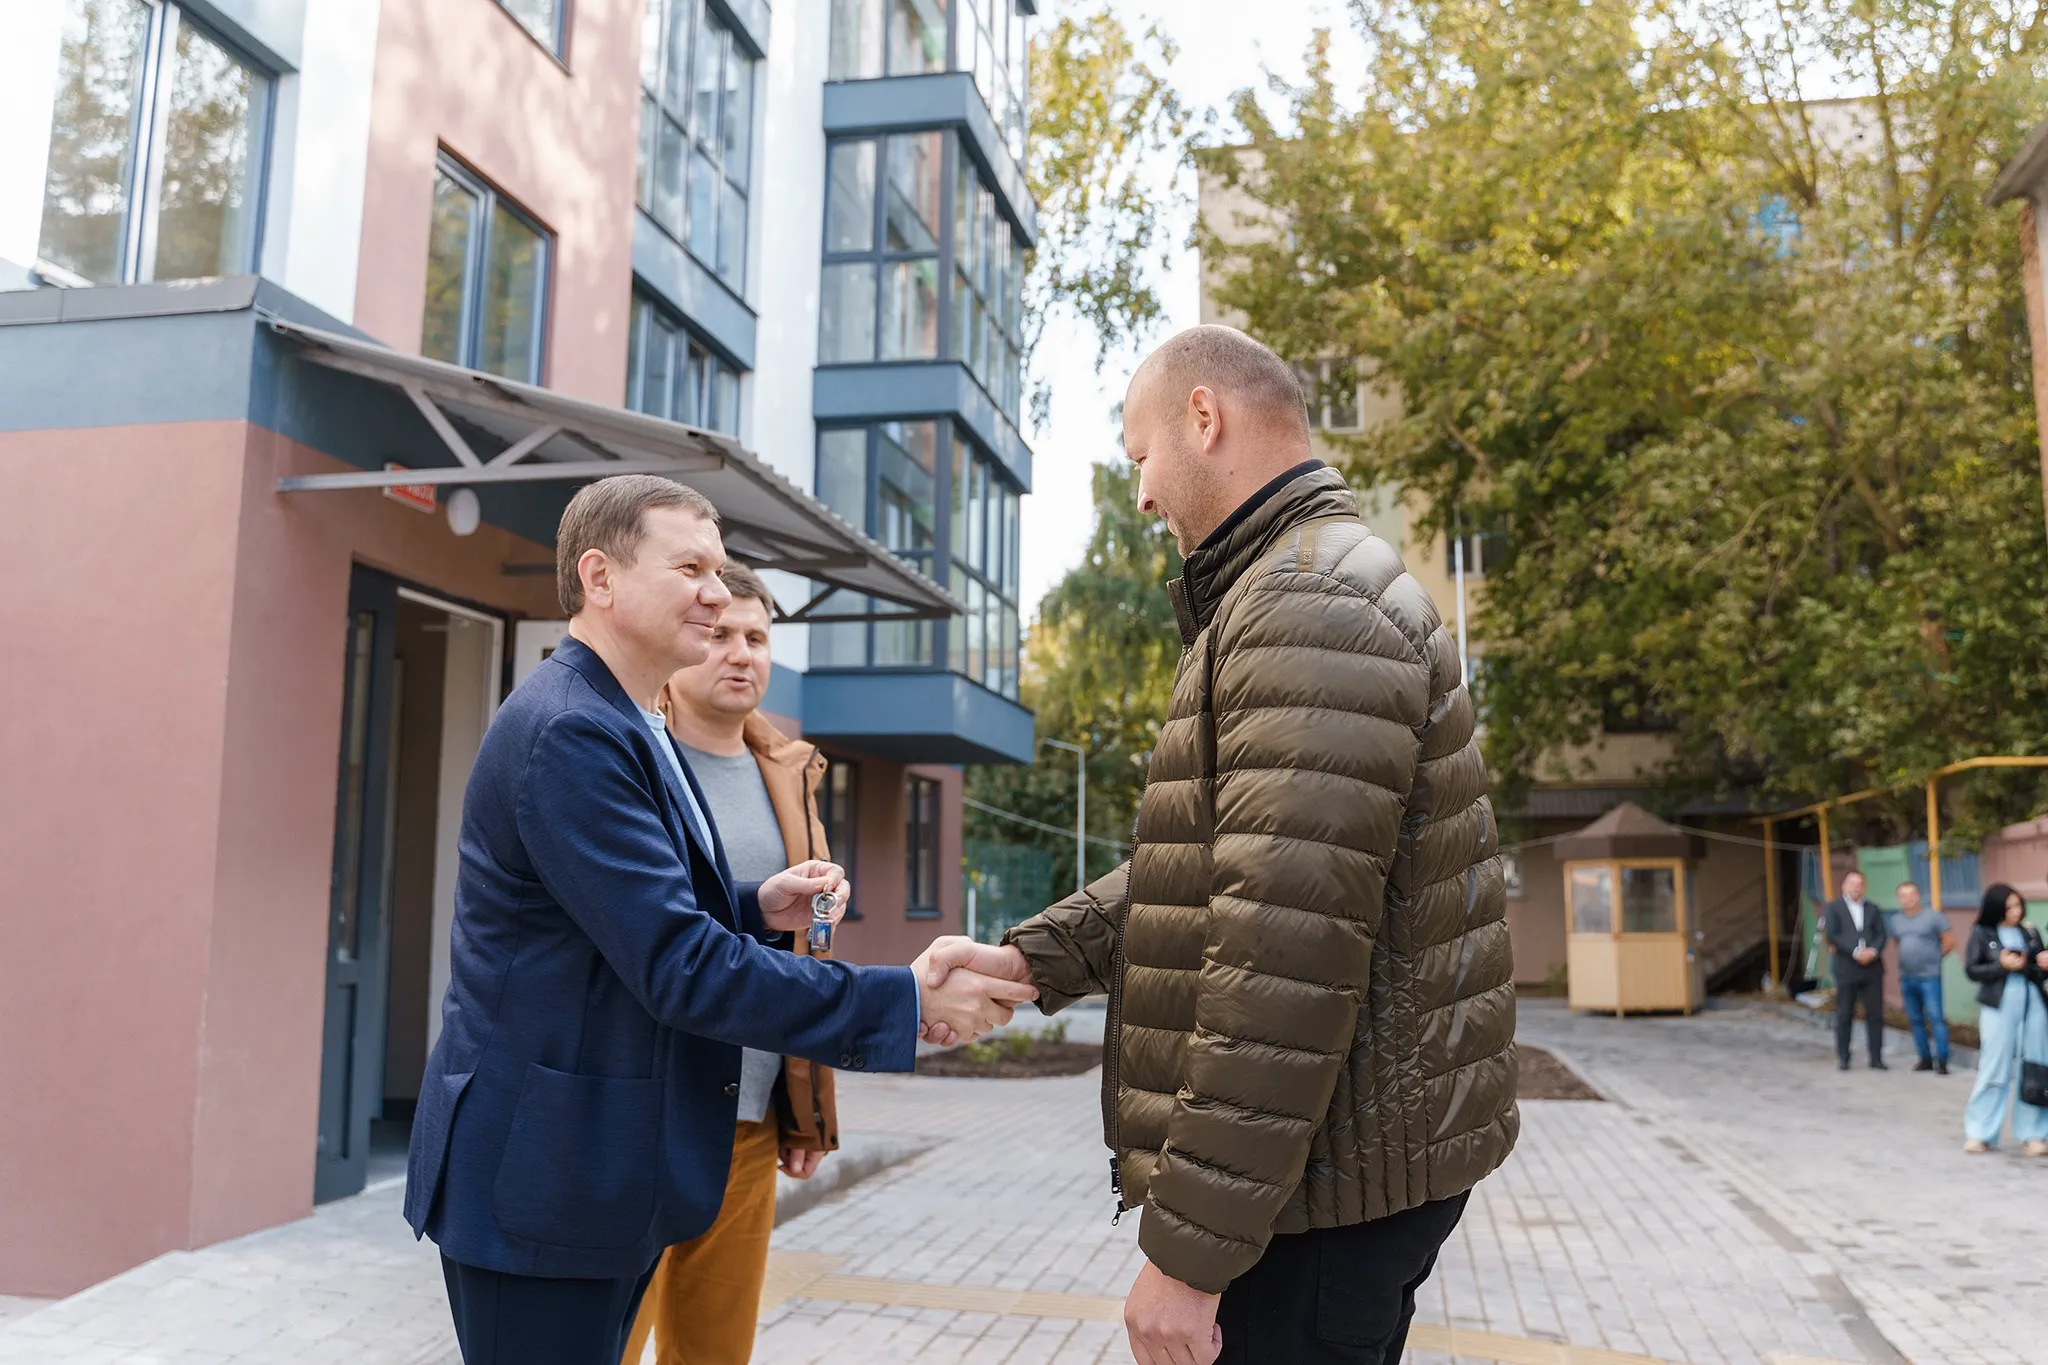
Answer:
[{"left": 446, "top": 486, "right": 481, "bottom": 537}]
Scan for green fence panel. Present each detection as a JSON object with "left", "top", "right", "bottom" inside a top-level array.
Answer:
[{"left": 963, "top": 838, "right": 1063, "bottom": 944}]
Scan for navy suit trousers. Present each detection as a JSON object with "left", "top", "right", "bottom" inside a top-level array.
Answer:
[{"left": 441, "top": 1254, "right": 660, "bottom": 1365}]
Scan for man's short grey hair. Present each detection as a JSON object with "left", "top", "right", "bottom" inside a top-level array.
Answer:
[
  {"left": 555, "top": 475, "right": 718, "bottom": 615},
  {"left": 1135, "top": 324, "right": 1312, "bottom": 442}
]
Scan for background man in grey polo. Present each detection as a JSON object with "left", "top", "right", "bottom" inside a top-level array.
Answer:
[{"left": 1889, "top": 880, "right": 1955, "bottom": 1074}]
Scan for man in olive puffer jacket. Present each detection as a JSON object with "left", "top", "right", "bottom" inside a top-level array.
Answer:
[{"left": 966, "top": 326, "right": 1517, "bottom": 1365}]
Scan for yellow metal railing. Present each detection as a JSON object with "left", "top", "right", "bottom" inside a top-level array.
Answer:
[{"left": 1754, "top": 756, "right": 2048, "bottom": 993}]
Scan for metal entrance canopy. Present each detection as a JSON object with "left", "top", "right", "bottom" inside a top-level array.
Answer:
[{"left": 268, "top": 318, "right": 962, "bottom": 623}]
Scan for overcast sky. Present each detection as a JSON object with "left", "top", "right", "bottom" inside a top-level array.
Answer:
[{"left": 1017, "top": 0, "right": 1371, "bottom": 613}]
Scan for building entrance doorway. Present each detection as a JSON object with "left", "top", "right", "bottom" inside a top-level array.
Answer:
[{"left": 314, "top": 567, "right": 503, "bottom": 1204}]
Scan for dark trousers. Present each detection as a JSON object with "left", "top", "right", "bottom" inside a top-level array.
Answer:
[
  {"left": 1217, "top": 1192, "right": 1468, "bottom": 1364},
  {"left": 1834, "top": 961, "right": 1885, "bottom": 1064},
  {"left": 441, "top": 1254, "right": 659, "bottom": 1365}
]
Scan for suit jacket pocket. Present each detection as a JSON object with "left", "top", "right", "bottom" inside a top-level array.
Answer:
[{"left": 491, "top": 1063, "right": 659, "bottom": 1250}]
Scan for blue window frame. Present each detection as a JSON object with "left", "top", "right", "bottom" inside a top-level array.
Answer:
[
  {"left": 812, "top": 419, "right": 1020, "bottom": 698},
  {"left": 827, "top": 0, "right": 1028, "bottom": 164},
  {"left": 819, "top": 130, "right": 1025, "bottom": 418},
  {"left": 626, "top": 289, "right": 741, "bottom": 434},
  {"left": 638, "top": 0, "right": 755, "bottom": 289},
  {"left": 420, "top": 154, "right": 551, "bottom": 385},
  {"left": 906, "top": 774, "right": 941, "bottom": 918}
]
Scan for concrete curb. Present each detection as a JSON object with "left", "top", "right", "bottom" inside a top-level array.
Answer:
[{"left": 773, "top": 1132, "right": 934, "bottom": 1227}]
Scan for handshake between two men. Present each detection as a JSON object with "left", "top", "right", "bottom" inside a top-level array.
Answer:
[{"left": 756, "top": 859, "right": 1036, "bottom": 1048}]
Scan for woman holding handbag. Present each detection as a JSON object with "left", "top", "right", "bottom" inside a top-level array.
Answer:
[{"left": 1961, "top": 883, "right": 2048, "bottom": 1155}]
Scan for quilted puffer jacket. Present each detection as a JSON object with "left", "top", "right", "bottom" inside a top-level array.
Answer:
[{"left": 1004, "top": 463, "right": 1517, "bottom": 1294}]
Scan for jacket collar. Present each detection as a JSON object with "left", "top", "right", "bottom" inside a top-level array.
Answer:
[
  {"left": 555, "top": 635, "right": 731, "bottom": 879},
  {"left": 742, "top": 710, "right": 822, "bottom": 778},
  {"left": 549, "top": 634, "right": 646, "bottom": 728},
  {"left": 1169, "top": 463, "right": 1357, "bottom": 643}
]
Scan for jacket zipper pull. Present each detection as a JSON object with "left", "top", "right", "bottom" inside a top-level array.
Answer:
[{"left": 1109, "top": 1156, "right": 1127, "bottom": 1225}]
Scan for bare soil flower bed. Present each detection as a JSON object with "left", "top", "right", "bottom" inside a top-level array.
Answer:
[
  {"left": 916, "top": 1041, "right": 1103, "bottom": 1078},
  {"left": 1518, "top": 1045, "right": 1601, "bottom": 1100}
]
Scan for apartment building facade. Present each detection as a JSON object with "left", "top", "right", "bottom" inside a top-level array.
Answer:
[{"left": 0, "top": 0, "right": 1036, "bottom": 1296}]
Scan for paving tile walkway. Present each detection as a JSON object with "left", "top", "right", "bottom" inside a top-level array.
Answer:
[{"left": 3, "top": 999, "right": 2036, "bottom": 1364}]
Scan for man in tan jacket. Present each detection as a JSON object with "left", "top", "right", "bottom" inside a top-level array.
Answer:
[
  {"left": 620, "top": 563, "right": 846, "bottom": 1364},
  {"left": 964, "top": 327, "right": 1519, "bottom": 1365}
]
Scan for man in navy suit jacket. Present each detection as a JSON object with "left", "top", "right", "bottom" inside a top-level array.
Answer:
[{"left": 406, "top": 476, "right": 1033, "bottom": 1364}]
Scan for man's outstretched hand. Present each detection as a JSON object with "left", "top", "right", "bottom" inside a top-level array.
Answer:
[
  {"left": 911, "top": 937, "right": 1037, "bottom": 1046},
  {"left": 1125, "top": 1260, "right": 1222, "bottom": 1365},
  {"left": 757, "top": 860, "right": 850, "bottom": 933}
]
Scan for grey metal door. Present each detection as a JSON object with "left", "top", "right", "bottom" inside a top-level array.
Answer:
[{"left": 314, "top": 567, "right": 400, "bottom": 1204}]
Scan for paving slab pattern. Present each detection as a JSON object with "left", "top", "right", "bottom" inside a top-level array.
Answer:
[
  {"left": 1, "top": 999, "right": 2032, "bottom": 1364},
  {"left": 1516, "top": 1001, "right": 2048, "bottom": 1365}
]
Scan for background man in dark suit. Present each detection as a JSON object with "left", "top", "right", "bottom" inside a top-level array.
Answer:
[
  {"left": 405, "top": 476, "right": 1031, "bottom": 1365},
  {"left": 1825, "top": 870, "right": 1890, "bottom": 1071}
]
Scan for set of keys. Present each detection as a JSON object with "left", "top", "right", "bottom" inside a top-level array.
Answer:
[{"left": 807, "top": 891, "right": 837, "bottom": 956}]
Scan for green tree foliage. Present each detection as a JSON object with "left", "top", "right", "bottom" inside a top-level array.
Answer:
[
  {"left": 1206, "top": 0, "right": 2048, "bottom": 838},
  {"left": 967, "top": 462, "right": 1182, "bottom": 881},
  {"left": 1022, "top": 4, "right": 1190, "bottom": 423},
  {"left": 960, "top": 5, "right": 1191, "bottom": 904}
]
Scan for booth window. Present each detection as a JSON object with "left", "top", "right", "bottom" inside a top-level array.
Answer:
[
  {"left": 906, "top": 776, "right": 940, "bottom": 918},
  {"left": 36, "top": 0, "right": 272, "bottom": 288},
  {"left": 421, "top": 155, "right": 550, "bottom": 384},
  {"left": 1570, "top": 864, "right": 1613, "bottom": 935},
  {"left": 1620, "top": 866, "right": 1678, "bottom": 934}
]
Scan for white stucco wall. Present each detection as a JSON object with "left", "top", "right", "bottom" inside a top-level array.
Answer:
[
  {"left": 753, "top": 0, "right": 830, "bottom": 668},
  {"left": 0, "top": 2, "right": 67, "bottom": 290},
  {"left": 264, "top": 0, "right": 381, "bottom": 323}
]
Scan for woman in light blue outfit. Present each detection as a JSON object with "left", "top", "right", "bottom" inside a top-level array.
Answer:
[{"left": 1962, "top": 883, "right": 2048, "bottom": 1155}]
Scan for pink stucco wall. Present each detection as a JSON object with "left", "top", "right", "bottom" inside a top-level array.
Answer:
[
  {"left": 0, "top": 420, "right": 557, "bottom": 1295},
  {"left": 1982, "top": 817, "right": 2048, "bottom": 907},
  {"left": 0, "top": 421, "right": 244, "bottom": 1296},
  {"left": 354, "top": 0, "right": 642, "bottom": 404}
]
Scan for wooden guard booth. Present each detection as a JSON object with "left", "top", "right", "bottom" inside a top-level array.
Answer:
[{"left": 1561, "top": 803, "right": 1708, "bottom": 1016}]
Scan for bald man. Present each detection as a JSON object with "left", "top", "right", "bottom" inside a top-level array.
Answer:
[{"left": 964, "top": 327, "right": 1519, "bottom": 1364}]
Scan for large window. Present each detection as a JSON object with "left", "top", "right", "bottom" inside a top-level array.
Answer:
[
  {"left": 626, "top": 291, "right": 740, "bottom": 434},
  {"left": 421, "top": 155, "right": 549, "bottom": 384},
  {"left": 821, "top": 134, "right": 945, "bottom": 364},
  {"left": 812, "top": 420, "right": 1021, "bottom": 699},
  {"left": 1296, "top": 358, "right": 1361, "bottom": 431},
  {"left": 813, "top": 421, "right": 940, "bottom": 668},
  {"left": 948, "top": 435, "right": 1020, "bottom": 697},
  {"left": 828, "top": 0, "right": 947, "bottom": 78},
  {"left": 957, "top": 0, "right": 1027, "bottom": 162},
  {"left": 638, "top": 0, "right": 753, "bottom": 289},
  {"left": 827, "top": 0, "right": 1027, "bottom": 164},
  {"left": 820, "top": 759, "right": 860, "bottom": 917},
  {"left": 821, "top": 132, "right": 1025, "bottom": 418},
  {"left": 952, "top": 155, "right": 1024, "bottom": 417},
  {"left": 36, "top": 0, "right": 271, "bottom": 288},
  {"left": 906, "top": 775, "right": 941, "bottom": 918}
]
